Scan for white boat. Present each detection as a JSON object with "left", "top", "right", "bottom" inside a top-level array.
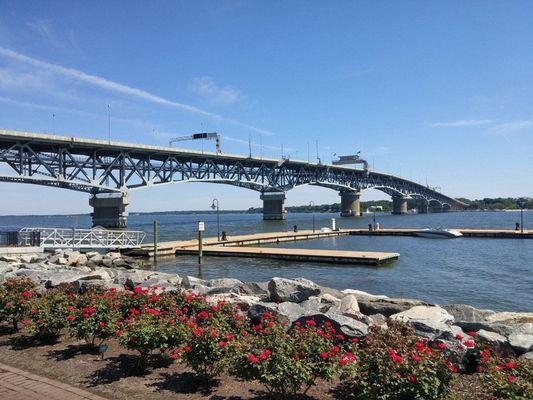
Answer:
[{"left": 413, "top": 228, "right": 463, "bottom": 239}]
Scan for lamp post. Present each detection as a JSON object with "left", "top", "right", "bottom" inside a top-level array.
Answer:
[
  {"left": 211, "top": 198, "right": 220, "bottom": 241},
  {"left": 370, "top": 206, "right": 377, "bottom": 230},
  {"left": 309, "top": 200, "right": 316, "bottom": 233}
]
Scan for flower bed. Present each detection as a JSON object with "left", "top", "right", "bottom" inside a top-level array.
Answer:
[{"left": 0, "top": 277, "right": 532, "bottom": 399}]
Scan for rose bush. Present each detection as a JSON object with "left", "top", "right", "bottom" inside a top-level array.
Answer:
[
  {"left": 230, "top": 314, "right": 350, "bottom": 398},
  {"left": 477, "top": 348, "right": 533, "bottom": 400},
  {"left": 24, "top": 288, "right": 69, "bottom": 342},
  {"left": 66, "top": 288, "right": 121, "bottom": 347},
  {"left": 0, "top": 277, "right": 37, "bottom": 331},
  {"left": 178, "top": 302, "right": 243, "bottom": 380},
  {"left": 341, "top": 321, "right": 455, "bottom": 400}
]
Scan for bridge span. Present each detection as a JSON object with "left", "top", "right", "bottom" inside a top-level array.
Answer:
[{"left": 0, "top": 129, "right": 467, "bottom": 228}]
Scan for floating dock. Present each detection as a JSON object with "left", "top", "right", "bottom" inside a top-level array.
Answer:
[
  {"left": 175, "top": 246, "right": 399, "bottom": 265},
  {"left": 347, "top": 228, "right": 533, "bottom": 239}
]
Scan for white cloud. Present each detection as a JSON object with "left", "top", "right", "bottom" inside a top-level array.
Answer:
[
  {"left": 489, "top": 120, "right": 533, "bottom": 136},
  {"left": 427, "top": 119, "right": 495, "bottom": 127},
  {"left": 0, "top": 95, "right": 148, "bottom": 130},
  {"left": 27, "top": 19, "right": 57, "bottom": 43},
  {"left": 0, "top": 47, "right": 275, "bottom": 136},
  {"left": 189, "top": 76, "right": 242, "bottom": 106},
  {"left": 0, "top": 66, "right": 52, "bottom": 91}
]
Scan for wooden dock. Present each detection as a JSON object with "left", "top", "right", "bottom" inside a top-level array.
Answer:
[
  {"left": 175, "top": 246, "right": 399, "bottom": 265},
  {"left": 347, "top": 228, "right": 533, "bottom": 239}
]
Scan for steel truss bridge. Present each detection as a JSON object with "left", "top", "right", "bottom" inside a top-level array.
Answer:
[{"left": 0, "top": 130, "right": 466, "bottom": 226}]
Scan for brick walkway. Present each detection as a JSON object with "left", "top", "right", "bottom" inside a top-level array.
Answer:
[{"left": 0, "top": 362, "right": 107, "bottom": 400}]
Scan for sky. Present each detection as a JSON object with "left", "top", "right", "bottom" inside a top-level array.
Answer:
[{"left": 0, "top": 1, "right": 532, "bottom": 215}]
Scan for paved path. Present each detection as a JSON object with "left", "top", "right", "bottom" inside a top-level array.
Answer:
[{"left": 0, "top": 362, "right": 107, "bottom": 400}]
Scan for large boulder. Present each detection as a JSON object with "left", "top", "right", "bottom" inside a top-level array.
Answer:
[
  {"left": 268, "top": 277, "right": 320, "bottom": 303},
  {"left": 231, "top": 281, "right": 270, "bottom": 297},
  {"left": 507, "top": 323, "right": 533, "bottom": 355},
  {"left": 359, "top": 298, "right": 429, "bottom": 317},
  {"left": 329, "top": 294, "right": 360, "bottom": 318},
  {"left": 476, "top": 329, "right": 513, "bottom": 355},
  {"left": 341, "top": 289, "right": 389, "bottom": 300},
  {"left": 277, "top": 302, "right": 306, "bottom": 324},
  {"left": 248, "top": 302, "right": 278, "bottom": 323},
  {"left": 391, "top": 306, "right": 455, "bottom": 340},
  {"left": 443, "top": 304, "right": 495, "bottom": 331},
  {"left": 207, "top": 293, "right": 261, "bottom": 312},
  {"left": 295, "top": 313, "right": 369, "bottom": 338}
]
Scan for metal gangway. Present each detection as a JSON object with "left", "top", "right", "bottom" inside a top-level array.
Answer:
[{"left": 18, "top": 227, "right": 146, "bottom": 249}]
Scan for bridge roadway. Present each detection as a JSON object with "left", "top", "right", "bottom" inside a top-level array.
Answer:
[{"left": 0, "top": 129, "right": 467, "bottom": 228}]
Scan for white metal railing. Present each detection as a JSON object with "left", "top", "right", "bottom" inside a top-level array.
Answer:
[{"left": 18, "top": 227, "right": 146, "bottom": 249}]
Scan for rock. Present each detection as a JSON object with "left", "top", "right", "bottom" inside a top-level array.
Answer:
[
  {"left": 182, "top": 276, "right": 207, "bottom": 289},
  {"left": 88, "top": 254, "right": 103, "bottom": 265},
  {"left": 507, "top": 323, "right": 533, "bottom": 355},
  {"left": 476, "top": 329, "right": 513, "bottom": 355},
  {"left": 207, "top": 278, "right": 243, "bottom": 288},
  {"left": 76, "top": 254, "right": 88, "bottom": 266},
  {"left": 519, "top": 351, "right": 533, "bottom": 360},
  {"left": 248, "top": 302, "right": 278, "bottom": 323},
  {"left": 443, "top": 304, "right": 495, "bottom": 328},
  {"left": 295, "top": 313, "right": 369, "bottom": 338},
  {"left": 342, "top": 289, "right": 389, "bottom": 300},
  {"left": 231, "top": 281, "right": 270, "bottom": 297},
  {"left": 391, "top": 306, "right": 455, "bottom": 340},
  {"left": 111, "top": 258, "right": 129, "bottom": 268},
  {"left": 102, "top": 258, "right": 113, "bottom": 268},
  {"left": 85, "top": 251, "right": 100, "bottom": 259},
  {"left": 19, "top": 255, "right": 35, "bottom": 263},
  {"left": 300, "top": 295, "right": 339, "bottom": 314},
  {"left": 268, "top": 277, "right": 320, "bottom": 303},
  {"left": 106, "top": 252, "right": 122, "bottom": 260},
  {"left": 486, "top": 312, "right": 533, "bottom": 325},
  {"left": 359, "top": 298, "right": 429, "bottom": 317},
  {"left": 208, "top": 293, "right": 261, "bottom": 311},
  {"left": 56, "top": 257, "right": 68, "bottom": 266},
  {"left": 277, "top": 302, "right": 306, "bottom": 324},
  {"left": 367, "top": 313, "right": 387, "bottom": 327},
  {"left": 0, "top": 255, "right": 19, "bottom": 263},
  {"left": 66, "top": 251, "right": 81, "bottom": 266},
  {"left": 330, "top": 295, "right": 360, "bottom": 318}
]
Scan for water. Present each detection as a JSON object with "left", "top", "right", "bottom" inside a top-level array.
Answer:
[{"left": 1, "top": 211, "right": 531, "bottom": 312}]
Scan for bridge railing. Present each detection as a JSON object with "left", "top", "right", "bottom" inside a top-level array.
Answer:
[{"left": 18, "top": 227, "right": 146, "bottom": 249}]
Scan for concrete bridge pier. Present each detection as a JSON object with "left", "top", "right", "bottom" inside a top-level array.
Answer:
[
  {"left": 339, "top": 190, "right": 361, "bottom": 217},
  {"left": 89, "top": 193, "right": 129, "bottom": 228},
  {"left": 261, "top": 192, "right": 286, "bottom": 220},
  {"left": 392, "top": 195, "right": 409, "bottom": 215},
  {"left": 417, "top": 199, "right": 429, "bottom": 214}
]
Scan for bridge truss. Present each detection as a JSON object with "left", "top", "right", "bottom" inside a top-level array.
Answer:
[{"left": 0, "top": 130, "right": 466, "bottom": 210}]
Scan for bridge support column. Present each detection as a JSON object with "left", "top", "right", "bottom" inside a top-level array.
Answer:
[
  {"left": 339, "top": 191, "right": 361, "bottom": 217},
  {"left": 261, "top": 192, "right": 286, "bottom": 220},
  {"left": 392, "top": 195, "right": 409, "bottom": 215},
  {"left": 417, "top": 199, "right": 429, "bottom": 214},
  {"left": 89, "top": 193, "right": 129, "bottom": 229}
]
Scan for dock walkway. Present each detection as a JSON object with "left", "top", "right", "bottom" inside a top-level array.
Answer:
[{"left": 126, "top": 227, "right": 531, "bottom": 265}]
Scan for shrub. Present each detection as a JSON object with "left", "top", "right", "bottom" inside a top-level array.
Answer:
[
  {"left": 24, "top": 288, "right": 69, "bottom": 341},
  {"left": 118, "top": 311, "right": 176, "bottom": 369},
  {"left": 341, "top": 321, "right": 455, "bottom": 400},
  {"left": 178, "top": 302, "right": 243, "bottom": 380},
  {"left": 231, "top": 314, "right": 348, "bottom": 398},
  {"left": 478, "top": 348, "right": 533, "bottom": 400},
  {"left": 0, "top": 277, "right": 37, "bottom": 331},
  {"left": 66, "top": 289, "right": 120, "bottom": 347}
]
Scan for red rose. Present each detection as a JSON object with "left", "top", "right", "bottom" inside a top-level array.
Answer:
[{"left": 247, "top": 354, "right": 259, "bottom": 364}]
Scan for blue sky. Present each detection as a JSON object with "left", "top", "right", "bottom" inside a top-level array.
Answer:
[{"left": 0, "top": 1, "right": 532, "bottom": 214}]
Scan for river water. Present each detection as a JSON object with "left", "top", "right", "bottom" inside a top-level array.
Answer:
[{"left": 1, "top": 211, "right": 531, "bottom": 312}]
